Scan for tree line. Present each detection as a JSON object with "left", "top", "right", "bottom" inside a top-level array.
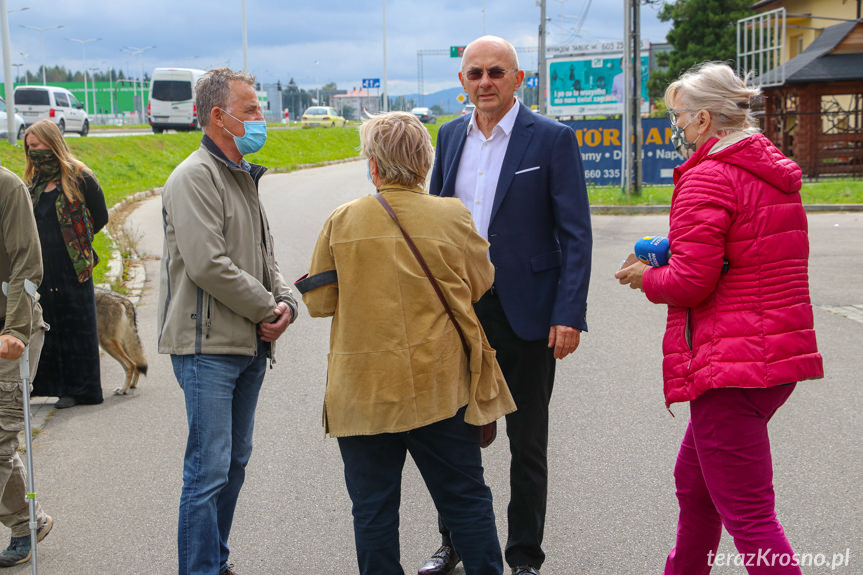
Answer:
[
  {"left": 648, "top": 0, "right": 754, "bottom": 103},
  {"left": 15, "top": 65, "right": 142, "bottom": 84}
]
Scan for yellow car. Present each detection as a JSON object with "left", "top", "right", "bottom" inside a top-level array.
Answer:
[{"left": 300, "top": 106, "right": 346, "bottom": 128}]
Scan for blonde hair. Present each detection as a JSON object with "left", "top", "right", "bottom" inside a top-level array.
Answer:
[
  {"left": 24, "top": 119, "right": 91, "bottom": 202},
  {"left": 359, "top": 112, "right": 433, "bottom": 188},
  {"left": 665, "top": 62, "right": 760, "bottom": 132}
]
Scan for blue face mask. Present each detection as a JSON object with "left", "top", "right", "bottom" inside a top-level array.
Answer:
[{"left": 222, "top": 110, "right": 267, "bottom": 156}]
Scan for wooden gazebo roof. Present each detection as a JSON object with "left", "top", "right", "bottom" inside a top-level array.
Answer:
[{"left": 759, "top": 20, "right": 863, "bottom": 85}]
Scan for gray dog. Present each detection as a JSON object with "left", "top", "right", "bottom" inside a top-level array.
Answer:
[{"left": 94, "top": 287, "right": 148, "bottom": 395}]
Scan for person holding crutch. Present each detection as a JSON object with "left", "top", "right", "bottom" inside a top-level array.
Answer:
[{"left": 0, "top": 165, "right": 53, "bottom": 568}]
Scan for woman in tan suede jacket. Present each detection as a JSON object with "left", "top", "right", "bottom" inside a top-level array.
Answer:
[{"left": 298, "top": 111, "right": 514, "bottom": 575}]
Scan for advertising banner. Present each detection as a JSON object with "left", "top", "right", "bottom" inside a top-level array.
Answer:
[
  {"left": 548, "top": 53, "right": 649, "bottom": 117},
  {"left": 560, "top": 118, "right": 682, "bottom": 186}
]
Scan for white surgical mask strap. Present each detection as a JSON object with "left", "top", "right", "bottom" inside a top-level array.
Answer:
[{"left": 221, "top": 109, "right": 242, "bottom": 138}]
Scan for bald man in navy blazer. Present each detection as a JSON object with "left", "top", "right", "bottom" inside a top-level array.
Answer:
[{"left": 419, "top": 36, "right": 592, "bottom": 575}]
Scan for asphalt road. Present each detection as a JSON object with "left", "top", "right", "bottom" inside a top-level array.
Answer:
[{"left": 19, "top": 160, "right": 862, "bottom": 575}]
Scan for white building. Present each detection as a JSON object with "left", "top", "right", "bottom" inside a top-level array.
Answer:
[{"left": 332, "top": 88, "right": 380, "bottom": 120}]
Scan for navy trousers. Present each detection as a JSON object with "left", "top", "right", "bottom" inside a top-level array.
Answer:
[
  {"left": 338, "top": 407, "right": 503, "bottom": 575},
  {"left": 440, "top": 291, "right": 556, "bottom": 569}
]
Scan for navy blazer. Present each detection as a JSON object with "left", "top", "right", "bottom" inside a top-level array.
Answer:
[{"left": 430, "top": 103, "right": 592, "bottom": 340}]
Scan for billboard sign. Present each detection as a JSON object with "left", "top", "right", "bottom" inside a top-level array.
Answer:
[
  {"left": 560, "top": 118, "right": 681, "bottom": 186},
  {"left": 548, "top": 53, "right": 649, "bottom": 117}
]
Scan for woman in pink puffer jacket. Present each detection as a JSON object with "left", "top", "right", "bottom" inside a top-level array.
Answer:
[{"left": 616, "top": 62, "right": 823, "bottom": 575}]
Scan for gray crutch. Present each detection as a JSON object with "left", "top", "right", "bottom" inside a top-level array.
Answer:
[{"left": 2, "top": 279, "right": 41, "bottom": 574}]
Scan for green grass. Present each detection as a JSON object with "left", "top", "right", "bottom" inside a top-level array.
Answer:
[
  {"left": 90, "top": 124, "right": 151, "bottom": 130},
  {"left": 798, "top": 180, "right": 863, "bottom": 203},
  {"left": 0, "top": 125, "right": 859, "bottom": 286},
  {"left": 588, "top": 180, "right": 863, "bottom": 205}
]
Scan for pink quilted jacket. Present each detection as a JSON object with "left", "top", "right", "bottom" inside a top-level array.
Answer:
[{"left": 643, "top": 133, "right": 823, "bottom": 406}]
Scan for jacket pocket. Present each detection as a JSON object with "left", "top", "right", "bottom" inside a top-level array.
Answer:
[
  {"left": 204, "top": 293, "right": 212, "bottom": 339},
  {"left": 684, "top": 309, "right": 692, "bottom": 350},
  {"left": 530, "top": 250, "right": 562, "bottom": 272}
]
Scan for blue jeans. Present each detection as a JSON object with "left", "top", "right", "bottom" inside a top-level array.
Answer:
[
  {"left": 171, "top": 341, "right": 267, "bottom": 575},
  {"left": 338, "top": 407, "right": 503, "bottom": 575}
]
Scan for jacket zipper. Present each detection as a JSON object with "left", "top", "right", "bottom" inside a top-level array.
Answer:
[
  {"left": 205, "top": 293, "right": 212, "bottom": 339},
  {"left": 685, "top": 308, "right": 693, "bottom": 371}
]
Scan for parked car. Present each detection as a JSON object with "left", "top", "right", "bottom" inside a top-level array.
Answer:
[
  {"left": 461, "top": 103, "right": 476, "bottom": 116},
  {"left": 410, "top": 107, "right": 437, "bottom": 124},
  {"left": 0, "top": 97, "right": 25, "bottom": 141},
  {"left": 300, "top": 106, "right": 346, "bottom": 128},
  {"left": 13, "top": 85, "right": 89, "bottom": 136}
]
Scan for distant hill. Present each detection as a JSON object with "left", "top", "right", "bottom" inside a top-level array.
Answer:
[{"left": 394, "top": 86, "right": 468, "bottom": 114}]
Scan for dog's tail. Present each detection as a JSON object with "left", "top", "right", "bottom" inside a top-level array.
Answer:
[{"left": 122, "top": 299, "right": 149, "bottom": 376}]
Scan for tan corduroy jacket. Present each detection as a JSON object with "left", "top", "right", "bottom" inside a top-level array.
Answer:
[{"left": 301, "top": 185, "right": 515, "bottom": 437}]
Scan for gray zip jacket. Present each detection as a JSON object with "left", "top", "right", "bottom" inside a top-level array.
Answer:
[{"left": 157, "top": 136, "right": 297, "bottom": 357}]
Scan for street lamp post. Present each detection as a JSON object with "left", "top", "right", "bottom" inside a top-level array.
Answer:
[
  {"left": 88, "top": 67, "right": 101, "bottom": 114},
  {"left": 288, "top": 79, "right": 297, "bottom": 122},
  {"left": 314, "top": 60, "right": 319, "bottom": 105},
  {"left": 67, "top": 37, "right": 101, "bottom": 115},
  {"left": 105, "top": 65, "right": 115, "bottom": 119},
  {"left": 241, "top": 0, "right": 248, "bottom": 73},
  {"left": 17, "top": 52, "right": 27, "bottom": 85},
  {"left": 121, "top": 46, "right": 154, "bottom": 124},
  {"left": 20, "top": 24, "right": 63, "bottom": 85},
  {"left": 381, "top": 0, "right": 388, "bottom": 112}
]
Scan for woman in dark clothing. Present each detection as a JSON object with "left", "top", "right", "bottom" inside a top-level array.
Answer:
[{"left": 24, "top": 119, "right": 108, "bottom": 408}]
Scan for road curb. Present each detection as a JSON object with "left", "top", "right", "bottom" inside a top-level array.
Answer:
[{"left": 28, "top": 188, "right": 159, "bottom": 439}]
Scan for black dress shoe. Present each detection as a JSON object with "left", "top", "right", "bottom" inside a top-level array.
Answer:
[
  {"left": 54, "top": 396, "right": 79, "bottom": 409},
  {"left": 418, "top": 545, "right": 460, "bottom": 575},
  {"left": 512, "top": 567, "right": 541, "bottom": 575}
]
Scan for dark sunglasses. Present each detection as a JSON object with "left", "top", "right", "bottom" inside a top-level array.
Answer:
[{"left": 464, "top": 67, "right": 516, "bottom": 81}]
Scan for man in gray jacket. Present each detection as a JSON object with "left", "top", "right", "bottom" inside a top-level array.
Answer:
[
  {"left": 158, "top": 68, "right": 297, "bottom": 575},
  {"left": 0, "top": 166, "right": 52, "bottom": 567}
]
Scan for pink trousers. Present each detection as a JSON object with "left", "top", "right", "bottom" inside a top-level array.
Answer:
[{"left": 664, "top": 383, "right": 801, "bottom": 575}]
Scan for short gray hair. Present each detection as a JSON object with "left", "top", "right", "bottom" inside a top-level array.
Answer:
[
  {"left": 196, "top": 67, "right": 256, "bottom": 128},
  {"left": 665, "top": 62, "right": 760, "bottom": 132},
  {"left": 359, "top": 112, "right": 433, "bottom": 188}
]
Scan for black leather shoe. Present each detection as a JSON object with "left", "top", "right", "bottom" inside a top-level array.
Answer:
[
  {"left": 512, "top": 567, "right": 541, "bottom": 575},
  {"left": 54, "top": 396, "right": 78, "bottom": 409},
  {"left": 418, "top": 545, "right": 460, "bottom": 575}
]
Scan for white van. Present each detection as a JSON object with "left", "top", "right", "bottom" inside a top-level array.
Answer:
[
  {"left": 13, "top": 86, "right": 90, "bottom": 136},
  {"left": 148, "top": 68, "right": 206, "bottom": 133}
]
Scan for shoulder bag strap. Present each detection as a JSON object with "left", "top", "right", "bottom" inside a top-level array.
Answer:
[{"left": 374, "top": 193, "right": 470, "bottom": 356}]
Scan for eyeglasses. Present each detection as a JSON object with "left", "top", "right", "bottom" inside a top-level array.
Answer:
[
  {"left": 463, "top": 67, "right": 516, "bottom": 81},
  {"left": 666, "top": 108, "right": 696, "bottom": 125}
]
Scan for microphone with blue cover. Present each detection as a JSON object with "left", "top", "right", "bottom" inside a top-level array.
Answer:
[{"left": 634, "top": 236, "right": 671, "bottom": 267}]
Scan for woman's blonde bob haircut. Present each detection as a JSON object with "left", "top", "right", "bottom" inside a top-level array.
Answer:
[
  {"left": 359, "top": 111, "right": 434, "bottom": 188},
  {"left": 24, "top": 119, "right": 92, "bottom": 202},
  {"left": 665, "top": 62, "right": 760, "bottom": 132}
]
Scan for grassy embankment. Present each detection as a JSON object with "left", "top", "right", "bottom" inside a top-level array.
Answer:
[
  {"left": 1, "top": 123, "right": 860, "bottom": 286},
  {"left": 0, "top": 128, "right": 362, "bottom": 286}
]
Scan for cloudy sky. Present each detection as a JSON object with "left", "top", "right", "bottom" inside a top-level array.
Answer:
[{"left": 6, "top": 0, "right": 672, "bottom": 95}]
